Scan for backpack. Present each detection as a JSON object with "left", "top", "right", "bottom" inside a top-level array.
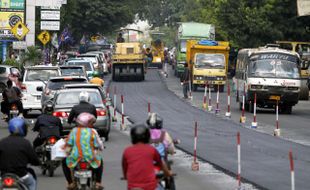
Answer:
[
  {"left": 5, "top": 87, "right": 19, "bottom": 103},
  {"left": 150, "top": 131, "right": 166, "bottom": 158}
]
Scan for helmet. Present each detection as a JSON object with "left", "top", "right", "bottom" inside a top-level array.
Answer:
[
  {"left": 93, "top": 71, "right": 100, "bottom": 78},
  {"left": 130, "top": 124, "right": 150, "bottom": 144},
  {"left": 79, "top": 91, "right": 90, "bottom": 103},
  {"left": 8, "top": 118, "right": 27, "bottom": 137},
  {"left": 76, "top": 112, "right": 96, "bottom": 127},
  {"left": 43, "top": 101, "right": 54, "bottom": 114},
  {"left": 146, "top": 112, "right": 163, "bottom": 129}
]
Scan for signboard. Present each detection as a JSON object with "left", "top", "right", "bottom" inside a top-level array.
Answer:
[
  {"left": 13, "top": 41, "right": 26, "bottom": 49},
  {"left": 297, "top": 0, "right": 310, "bottom": 16},
  {"left": 0, "top": 0, "right": 25, "bottom": 10},
  {"left": 41, "top": 5, "right": 61, "bottom": 10},
  {"left": 41, "top": 10, "right": 60, "bottom": 20},
  {"left": 0, "top": 11, "right": 24, "bottom": 29},
  {"left": 10, "top": 20, "right": 29, "bottom": 40},
  {"left": 37, "top": 30, "right": 50, "bottom": 45},
  {"left": 40, "top": 21, "right": 60, "bottom": 31},
  {"left": 36, "top": 0, "right": 65, "bottom": 7}
]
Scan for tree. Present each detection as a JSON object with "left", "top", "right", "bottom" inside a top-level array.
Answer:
[{"left": 21, "top": 46, "right": 42, "bottom": 66}]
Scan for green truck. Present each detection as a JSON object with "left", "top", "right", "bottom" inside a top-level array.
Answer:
[{"left": 175, "top": 22, "right": 215, "bottom": 77}]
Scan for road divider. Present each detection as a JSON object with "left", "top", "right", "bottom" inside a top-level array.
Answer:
[
  {"left": 120, "top": 94, "right": 126, "bottom": 130},
  {"left": 289, "top": 150, "right": 295, "bottom": 190},
  {"left": 225, "top": 82, "right": 231, "bottom": 118},
  {"left": 274, "top": 100, "right": 280, "bottom": 137},
  {"left": 215, "top": 84, "right": 220, "bottom": 115},
  {"left": 240, "top": 83, "right": 246, "bottom": 123},
  {"left": 191, "top": 121, "right": 199, "bottom": 171},
  {"left": 112, "top": 86, "right": 117, "bottom": 122},
  {"left": 148, "top": 102, "right": 151, "bottom": 115},
  {"left": 208, "top": 85, "right": 212, "bottom": 112},
  {"left": 237, "top": 132, "right": 241, "bottom": 189},
  {"left": 251, "top": 93, "right": 258, "bottom": 129},
  {"left": 203, "top": 83, "right": 208, "bottom": 110}
]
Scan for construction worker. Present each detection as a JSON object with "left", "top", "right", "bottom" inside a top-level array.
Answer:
[{"left": 90, "top": 71, "right": 104, "bottom": 87}]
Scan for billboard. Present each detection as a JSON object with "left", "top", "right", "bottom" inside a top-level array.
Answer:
[
  {"left": 297, "top": 0, "right": 310, "bottom": 16},
  {"left": 0, "top": 0, "right": 25, "bottom": 40}
]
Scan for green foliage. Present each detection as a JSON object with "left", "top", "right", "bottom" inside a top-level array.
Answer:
[
  {"left": 3, "top": 58, "right": 20, "bottom": 68},
  {"left": 21, "top": 46, "right": 42, "bottom": 66}
]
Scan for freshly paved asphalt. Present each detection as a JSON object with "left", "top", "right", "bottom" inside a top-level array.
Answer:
[{"left": 110, "top": 69, "right": 310, "bottom": 190}]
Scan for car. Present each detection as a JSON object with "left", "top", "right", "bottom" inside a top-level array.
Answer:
[
  {"left": 59, "top": 65, "right": 88, "bottom": 78},
  {"left": 64, "top": 59, "right": 96, "bottom": 79},
  {"left": 87, "top": 51, "right": 109, "bottom": 74},
  {"left": 40, "top": 76, "right": 89, "bottom": 105},
  {"left": 77, "top": 54, "right": 104, "bottom": 76},
  {"left": 0, "top": 65, "right": 21, "bottom": 92},
  {"left": 21, "top": 66, "right": 61, "bottom": 114},
  {"left": 52, "top": 88, "right": 111, "bottom": 140}
]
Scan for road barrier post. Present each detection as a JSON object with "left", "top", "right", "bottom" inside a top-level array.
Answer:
[
  {"left": 225, "top": 82, "right": 231, "bottom": 118},
  {"left": 274, "top": 100, "right": 281, "bottom": 136},
  {"left": 106, "top": 86, "right": 110, "bottom": 98},
  {"left": 120, "top": 95, "right": 126, "bottom": 130},
  {"left": 289, "top": 150, "right": 295, "bottom": 190},
  {"left": 203, "top": 83, "right": 208, "bottom": 109},
  {"left": 251, "top": 93, "right": 258, "bottom": 128},
  {"left": 237, "top": 132, "right": 241, "bottom": 189},
  {"left": 215, "top": 84, "right": 220, "bottom": 114},
  {"left": 191, "top": 121, "right": 199, "bottom": 171},
  {"left": 240, "top": 83, "right": 246, "bottom": 123},
  {"left": 112, "top": 86, "right": 117, "bottom": 122},
  {"left": 236, "top": 81, "right": 240, "bottom": 102},
  {"left": 189, "top": 75, "right": 193, "bottom": 100},
  {"left": 208, "top": 85, "right": 212, "bottom": 111},
  {"left": 148, "top": 102, "right": 151, "bottom": 115}
]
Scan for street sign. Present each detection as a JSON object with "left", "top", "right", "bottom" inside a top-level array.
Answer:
[
  {"left": 41, "top": 10, "right": 60, "bottom": 20},
  {"left": 10, "top": 21, "right": 29, "bottom": 40},
  {"left": 38, "top": 30, "right": 51, "bottom": 45},
  {"left": 13, "top": 41, "right": 27, "bottom": 49},
  {"left": 40, "top": 21, "right": 60, "bottom": 31}
]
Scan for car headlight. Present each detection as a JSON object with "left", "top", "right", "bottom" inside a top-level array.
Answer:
[{"left": 156, "top": 58, "right": 162, "bottom": 62}]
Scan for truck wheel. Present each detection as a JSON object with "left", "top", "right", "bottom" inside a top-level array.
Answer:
[
  {"left": 219, "top": 85, "right": 224, "bottom": 93},
  {"left": 192, "top": 84, "right": 197, "bottom": 92},
  {"left": 282, "top": 105, "right": 292, "bottom": 114}
]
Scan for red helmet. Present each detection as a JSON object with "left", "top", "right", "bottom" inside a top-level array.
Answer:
[{"left": 76, "top": 112, "right": 96, "bottom": 127}]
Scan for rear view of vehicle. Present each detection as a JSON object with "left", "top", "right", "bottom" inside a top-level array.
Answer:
[
  {"left": 59, "top": 65, "right": 88, "bottom": 78},
  {"left": 112, "top": 29, "right": 145, "bottom": 81},
  {"left": 150, "top": 33, "right": 165, "bottom": 69},
  {"left": 65, "top": 60, "right": 95, "bottom": 79},
  {"left": 235, "top": 47, "right": 301, "bottom": 114},
  {"left": 74, "top": 161, "right": 95, "bottom": 189},
  {"left": 0, "top": 173, "right": 28, "bottom": 190},
  {"left": 39, "top": 136, "right": 60, "bottom": 177},
  {"left": 22, "top": 66, "right": 60, "bottom": 114}
]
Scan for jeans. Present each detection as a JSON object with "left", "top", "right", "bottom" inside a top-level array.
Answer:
[
  {"left": 20, "top": 173, "right": 36, "bottom": 190},
  {"left": 182, "top": 82, "right": 189, "bottom": 98}
]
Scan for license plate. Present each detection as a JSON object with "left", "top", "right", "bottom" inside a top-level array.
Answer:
[
  {"left": 9, "top": 110, "right": 19, "bottom": 114},
  {"left": 74, "top": 170, "right": 92, "bottom": 178},
  {"left": 269, "top": 95, "right": 280, "bottom": 101}
]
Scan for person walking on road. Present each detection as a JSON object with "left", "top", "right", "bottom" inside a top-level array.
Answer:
[
  {"left": 181, "top": 63, "right": 190, "bottom": 99},
  {"left": 122, "top": 124, "right": 172, "bottom": 190}
]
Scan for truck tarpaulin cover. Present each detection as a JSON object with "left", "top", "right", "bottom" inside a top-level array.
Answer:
[{"left": 297, "top": 0, "right": 310, "bottom": 16}]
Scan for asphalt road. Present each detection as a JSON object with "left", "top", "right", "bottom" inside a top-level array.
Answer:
[{"left": 110, "top": 68, "right": 310, "bottom": 190}]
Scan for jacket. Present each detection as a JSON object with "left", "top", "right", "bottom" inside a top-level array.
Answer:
[
  {"left": 67, "top": 102, "right": 97, "bottom": 124},
  {"left": 33, "top": 114, "right": 63, "bottom": 138}
]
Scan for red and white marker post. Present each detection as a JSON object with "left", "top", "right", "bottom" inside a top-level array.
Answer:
[
  {"left": 240, "top": 83, "right": 246, "bottom": 123},
  {"left": 203, "top": 82, "right": 208, "bottom": 109},
  {"left": 274, "top": 100, "right": 281, "bottom": 136},
  {"left": 112, "top": 86, "right": 117, "bottom": 122},
  {"left": 289, "top": 150, "right": 295, "bottom": 190},
  {"left": 215, "top": 84, "right": 220, "bottom": 114},
  {"left": 191, "top": 121, "right": 199, "bottom": 171},
  {"left": 148, "top": 102, "right": 151, "bottom": 115},
  {"left": 225, "top": 82, "right": 231, "bottom": 118},
  {"left": 236, "top": 81, "right": 240, "bottom": 102},
  {"left": 120, "top": 95, "right": 126, "bottom": 130},
  {"left": 237, "top": 132, "right": 241, "bottom": 189},
  {"left": 208, "top": 85, "right": 212, "bottom": 111},
  {"left": 189, "top": 75, "right": 193, "bottom": 100},
  {"left": 251, "top": 93, "right": 258, "bottom": 128}
]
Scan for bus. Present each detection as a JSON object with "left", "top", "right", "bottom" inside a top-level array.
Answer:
[{"left": 235, "top": 46, "right": 301, "bottom": 114}]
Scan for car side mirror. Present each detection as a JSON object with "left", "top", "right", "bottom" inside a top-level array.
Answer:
[{"left": 37, "top": 86, "right": 43, "bottom": 91}]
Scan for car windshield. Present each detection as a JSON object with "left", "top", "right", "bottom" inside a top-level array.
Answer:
[
  {"left": 180, "top": 40, "right": 187, "bottom": 53},
  {"left": 47, "top": 79, "right": 88, "bottom": 90},
  {"left": 249, "top": 54, "right": 300, "bottom": 79},
  {"left": 26, "top": 69, "right": 59, "bottom": 81},
  {"left": 67, "top": 62, "right": 92, "bottom": 71},
  {"left": 79, "top": 57, "right": 97, "bottom": 64},
  {"left": 56, "top": 91, "right": 102, "bottom": 106},
  {"left": 195, "top": 53, "right": 225, "bottom": 69},
  {"left": 61, "top": 68, "right": 85, "bottom": 76}
]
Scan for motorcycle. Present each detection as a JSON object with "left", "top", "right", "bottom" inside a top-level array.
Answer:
[
  {"left": 73, "top": 161, "right": 97, "bottom": 190},
  {"left": 0, "top": 173, "right": 28, "bottom": 190},
  {"left": 39, "top": 136, "right": 60, "bottom": 177}
]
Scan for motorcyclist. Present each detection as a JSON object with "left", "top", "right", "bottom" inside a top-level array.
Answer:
[
  {"left": 67, "top": 91, "right": 97, "bottom": 125},
  {"left": 62, "top": 112, "right": 104, "bottom": 190},
  {"left": 122, "top": 124, "right": 172, "bottom": 190},
  {"left": 32, "top": 101, "right": 63, "bottom": 151},
  {"left": 0, "top": 117, "right": 40, "bottom": 190},
  {"left": 90, "top": 71, "right": 104, "bottom": 86},
  {"left": 146, "top": 112, "right": 175, "bottom": 156},
  {"left": 1, "top": 80, "right": 23, "bottom": 119}
]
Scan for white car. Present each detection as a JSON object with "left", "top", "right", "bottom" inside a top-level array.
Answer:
[
  {"left": 65, "top": 59, "right": 96, "bottom": 79},
  {"left": 87, "top": 51, "right": 109, "bottom": 74},
  {"left": 21, "top": 66, "right": 61, "bottom": 114}
]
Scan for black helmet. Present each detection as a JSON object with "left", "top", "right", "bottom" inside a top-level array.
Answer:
[
  {"left": 43, "top": 101, "right": 54, "bottom": 114},
  {"left": 146, "top": 112, "right": 163, "bottom": 129},
  {"left": 130, "top": 124, "right": 150, "bottom": 144}
]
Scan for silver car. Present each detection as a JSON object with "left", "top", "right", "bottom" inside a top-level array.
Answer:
[
  {"left": 22, "top": 66, "right": 61, "bottom": 113},
  {"left": 52, "top": 88, "right": 111, "bottom": 139}
]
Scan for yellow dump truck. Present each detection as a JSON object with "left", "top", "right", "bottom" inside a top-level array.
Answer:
[
  {"left": 150, "top": 32, "right": 165, "bottom": 69},
  {"left": 112, "top": 29, "right": 145, "bottom": 81},
  {"left": 276, "top": 41, "right": 310, "bottom": 100},
  {"left": 186, "top": 40, "right": 230, "bottom": 92}
]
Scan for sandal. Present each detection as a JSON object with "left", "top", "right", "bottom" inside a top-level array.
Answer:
[
  {"left": 67, "top": 183, "right": 77, "bottom": 190},
  {"left": 95, "top": 184, "right": 104, "bottom": 190}
]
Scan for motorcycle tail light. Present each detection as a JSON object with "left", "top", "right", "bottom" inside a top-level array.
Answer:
[
  {"left": 53, "top": 111, "right": 68, "bottom": 118},
  {"left": 48, "top": 136, "right": 57, "bottom": 144},
  {"left": 3, "top": 177, "right": 14, "bottom": 186},
  {"left": 79, "top": 162, "right": 88, "bottom": 170},
  {"left": 21, "top": 84, "right": 27, "bottom": 91},
  {"left": 96, "top": 109, "right": 106, "bottom": 116}
]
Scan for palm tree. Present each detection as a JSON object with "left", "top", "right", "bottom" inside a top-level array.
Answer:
[{"left": 21, "top": 46, "right": 43, "bottom": 66}]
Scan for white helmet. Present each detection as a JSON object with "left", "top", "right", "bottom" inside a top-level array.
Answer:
[{"left": 79, "top": 91, "right": 90, "bottom": 102}]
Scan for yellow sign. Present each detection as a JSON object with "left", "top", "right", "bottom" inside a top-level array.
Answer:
[
  {"left": 10, "top": 21, "right": 29, "bottom": 40},
  {"left": 91, "top": 35, "right": 98, "bottom": 42},
  {"left": 38, "top": 30, "right": 50, "bottom": 45},
  {"left": 0, "top": 11, "right": 24, "bottom": 29}
]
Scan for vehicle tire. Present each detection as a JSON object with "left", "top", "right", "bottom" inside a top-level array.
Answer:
[
  {"left": 239, "top": 102, "right": 243, "bottom": 111},
  {"left": 192, "top": 84, "right": 197, "bottom": 92},
  {"left": 23, "top": 110, "right": 28, "bottom": 118},
  {"left": 48, "top": 168, "right": 54, "bottom": 177},
  {"left": 249, "top": 101, "right": 254, "bottom": 113},
  {"left": 245, "top": 102, "right": 250, "bottom": 111},
  {"left": 105, "top": 132, "right": 109, "bottom": 141},
  {"left": 219, "top": 85, "right": 224, "bottom": 93},
  {"left": 169, "top": 177, "right": 176, "bottom": 190},
  {"left": 282, "top": 105, "right": 292, "bottom": 114},
  {"left": 42, "top": 169, "right": 46, "bottom": 175},
  {"left": 81, "top": 184, "right": 87, "bottom": 190},
  {"left": 0, "top": 83, "right": 6, "bottom": 93}
]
